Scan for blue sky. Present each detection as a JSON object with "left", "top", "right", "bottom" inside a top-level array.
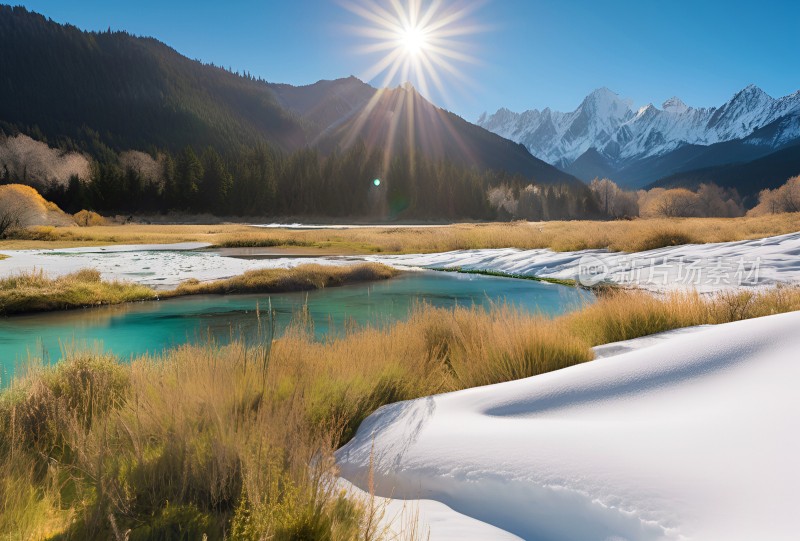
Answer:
[{"left": 15, "top": 0, "right": 800, "bottom": 121}]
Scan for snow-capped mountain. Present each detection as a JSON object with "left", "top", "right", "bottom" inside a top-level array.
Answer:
[{"left": 478, "top": 85, "right": 800, "bottom": 186}]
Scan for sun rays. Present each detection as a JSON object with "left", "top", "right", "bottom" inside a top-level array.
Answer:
[
  {"left": 342, "top": 0, "right": 484, "bottom": 101},
  {"left": 328, "top": 1, "right": 487, "bottom": 180}
]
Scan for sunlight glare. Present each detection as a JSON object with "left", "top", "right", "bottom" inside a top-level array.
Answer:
[
  {"left": 400, "top": 26, "right": 426, "bottom": 55},
  {"left": 343, "top": 0, "right": 484, "bottom": 101}
]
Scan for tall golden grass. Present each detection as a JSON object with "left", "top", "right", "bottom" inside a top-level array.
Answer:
[
  {"left": 0, "top": 264, "right": 398, "bottom": 315},
  {"left": 2, "top": 285, "right": 800, "bottom": 539},
  {"left": 2, "top": 213, "right": 798, "bottom": 253}
]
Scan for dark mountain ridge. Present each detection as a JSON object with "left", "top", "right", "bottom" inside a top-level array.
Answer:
[
  {"left": 0, "top": 5, "right": 578, "bottom": 187},
  {"left": 0, "top": 5, "right": 306, "bottom": 155},
  {"left": 317, "top": 84, "right": 582, "bottom": 185},
  {"left": 647, "top": 141, "right": 800, "bottom": 206}
]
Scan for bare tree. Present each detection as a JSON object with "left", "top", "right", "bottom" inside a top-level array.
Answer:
[
  {"left": 748, "top": 176, "right": 800, "bottom": 216},
  {"left": 589, "top": 178, "right": 639, "bottom": 218},
  {"left": 0, "top": 196, "right": 28, "bottom": 238},
  {"left": 0, "top": 134, "right": 90, "bottom": 189},
  {"left": 487, "top": 184, "right": 518, "bottom": 217},
  {"left": 696, "top": 183, "right": 744, "bottom": 217},
  {"left": 0, "top": 183, "right": 70, "bottom": 237},
  {"left": 590, "top": 178, "right": 616, "bottom": 216},
  {"left": 779, "top": 176, "right": 800, "bottom": 212},
  {"left": 645, "top": 188, "right": 700, "bottom": 217},
  {"left": 614, "top": 189, "right": 640, "bottom": 218}
]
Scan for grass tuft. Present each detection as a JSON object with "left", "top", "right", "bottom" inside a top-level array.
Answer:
[
  {"left": 167, "top": 263, "right": 399, "bottom": 297},
  {"left": 633, "top": 229, "right": 696, "bottom": 252},
  {"left": 432, "top": 266, "right": 577, "bottom": 286},
  {"left": 0, "top": 269, "right": 156, "bottom": 315}
]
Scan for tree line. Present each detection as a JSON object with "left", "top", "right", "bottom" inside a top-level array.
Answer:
[{"left": 17, "top": 141, "right": 594, "bottom": 221}]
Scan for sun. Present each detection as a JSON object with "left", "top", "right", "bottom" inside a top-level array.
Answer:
[
  {"left": 400, "top": 26, "right": 427, "bottom": 55},
  {"left": 342, "top": 0, "right": 484, "bottom": 101}
]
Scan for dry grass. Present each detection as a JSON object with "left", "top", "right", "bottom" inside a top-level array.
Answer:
[
  {"left": 0, "top": 269, "right": 156, "bottom": 315},
  {"left": 564, "top": 286, "right": 800, "bottom": 345},
  {"left": 1, "top": 213, "right": 798, "bottom": 253},
  {"left": 0, "top": 264, "right": 398, "bottom": 316},
  {"left": 167, "top": 263, "right": 399, "bottom": 297},
  {"left": 2, "top": 284, "right": 800, "bottom": 539}
]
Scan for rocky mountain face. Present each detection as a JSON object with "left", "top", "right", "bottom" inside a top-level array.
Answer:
[{"left": 478, "top": 85, "right": 800, "bottom": 188}]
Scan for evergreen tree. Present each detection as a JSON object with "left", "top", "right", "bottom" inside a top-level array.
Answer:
[
  {"left": 174, "top": 146, "right": 202, "bottom": 209},
  {"left": 161, "top": 153, "right": 176, "bottom": 207},
  {"left": 199, "top": 147, "right": 232, "bottom": 212},
  {"left": 64, "top": 175, "right": 89, "bottom": 212}
]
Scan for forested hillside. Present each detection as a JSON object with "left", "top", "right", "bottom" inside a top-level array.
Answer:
[
  {"left": 0, "top": 5, "right": 306, "bottom": 157},
  {"left": 0, "top": 5, "right": 594, "bottom": 220}
]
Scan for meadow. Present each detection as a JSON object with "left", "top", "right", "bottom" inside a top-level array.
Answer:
[
  {"left": 1, "top": 213, "right": 798, "bottom": 254},
  {"left": 2, "top": 284, "right": 800, "bottom": 540}
]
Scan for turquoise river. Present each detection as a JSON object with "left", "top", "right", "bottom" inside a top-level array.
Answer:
[{"left": 0, "top": 270, "right": 592, "bottom": 383}]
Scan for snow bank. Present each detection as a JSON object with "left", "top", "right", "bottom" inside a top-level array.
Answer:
[
  {"left": 337, "top": 312, "right": 800, "bottom": 540},
  {"left": 0, "top": 243, "right": 360, "bottom": 288},
  {"left": 1, "top": 231, "right": 799, "bottom": 293},
  {"left": 368, "top": 231, "right": 800, "bottom": 292},
  {"left": 338, "top": 479, "right": 523, "bottom": 541}
]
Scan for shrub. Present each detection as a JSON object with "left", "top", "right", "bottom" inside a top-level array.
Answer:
[
  {"left": 748, "top": 175, "right": 800, "bottom": 215},
  {"left": 74, "top": 209, "right": 106, "bottom": 226}
]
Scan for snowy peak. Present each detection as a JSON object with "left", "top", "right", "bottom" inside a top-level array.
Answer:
[
  {"left": 477, "top": 85, "right": 800, "bottom": 170},
  {"left": 707, "top": 85, "right": 777, "bottom": 140},
  {"left": 741, "top": 84, "right": 770, "bottom": 99},
  {"left": 662, "top": 96, "right": 689, "bottom": 114},
  {"left": 579, "top": 87, "right": 631, "bottom": 119}
]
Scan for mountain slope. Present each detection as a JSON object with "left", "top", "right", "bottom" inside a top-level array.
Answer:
[
  {"left": 267, "top": 76, "right": 376, "bottom": 142},
  {"left": 479, "top": 85, "right": 800, "bottom": 187},
  {"left": 319, "top": 84, "right": 584, "bottom": 185},
  {"left": 0, "top": 5, "right": 577, "bottom": 188},
  {"left": 0, "top": 6, "right": 307, "bottom": 154},
  {"left": 648, "top": 141, "right": 800, "bottom": 204}
]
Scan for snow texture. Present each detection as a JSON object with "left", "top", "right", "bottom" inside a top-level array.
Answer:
[
  {"left": 0, "top": 243, "right": 360, "bottom": 289},
  {"left": 2, "top": 231, "right": 800, "bottom": 293},
  {"left": 337, "top": 311, "right": 800, "bottom": 540},
  {"left": 367, "top": 231, "right": 800, "bottom": 293}
]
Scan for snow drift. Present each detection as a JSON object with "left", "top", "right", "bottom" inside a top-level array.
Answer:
[{"left": 337, "top": 311, "right": 800, "bottom": 540}]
